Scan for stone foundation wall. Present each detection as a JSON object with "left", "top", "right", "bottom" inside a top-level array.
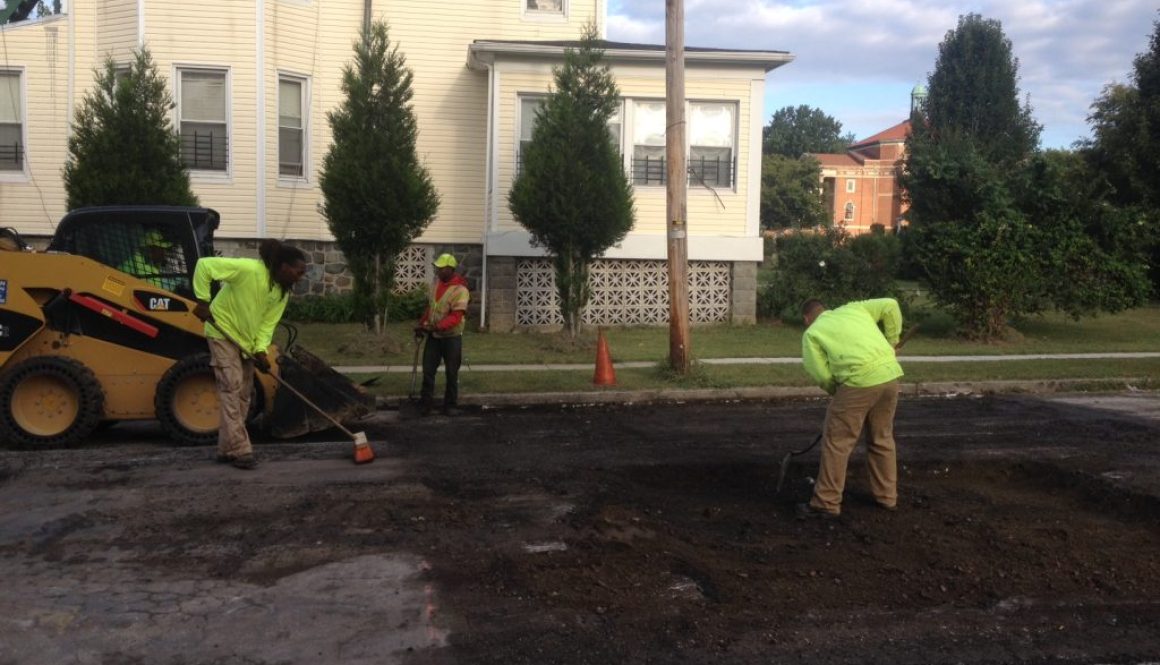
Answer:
[{"left": 212, "top": 239, "right": 483, "bottom": 302}]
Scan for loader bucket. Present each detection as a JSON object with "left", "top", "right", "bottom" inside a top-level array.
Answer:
[{"left": 267, "top": 346, "right": 376, "bottom": 439}]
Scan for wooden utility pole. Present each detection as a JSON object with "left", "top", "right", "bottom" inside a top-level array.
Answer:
[
  {"left": 363, "top": 0, "right": 373, "bottom": 34},
  {"left": 665, "top": 0, "right": 691, "bottom": 373}
]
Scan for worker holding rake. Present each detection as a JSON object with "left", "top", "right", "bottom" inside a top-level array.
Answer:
[
  {"left": 192, "top": 239, "right": 308, "bottom": 469},
  {"left": 796, "top": 298, "right": 905, "bottom": 519},
  {"left": 415, "top": 253, "right": 470, "bottom": 417}
]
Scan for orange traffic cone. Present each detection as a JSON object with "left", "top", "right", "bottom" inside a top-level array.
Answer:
[{"left": 593, "top": 329, "right": 617, "bottom": 386}]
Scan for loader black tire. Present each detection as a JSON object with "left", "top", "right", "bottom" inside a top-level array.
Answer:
[
  {"left": 155, "top": 354, "right": 263, "bottom": 446},
  {"left": 0, "top": 356, "right": 105, "bottom": 448}
]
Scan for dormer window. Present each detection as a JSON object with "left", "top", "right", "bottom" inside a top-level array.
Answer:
[{"left": 526, "top": 0, "right": 564, "bottom": 14}]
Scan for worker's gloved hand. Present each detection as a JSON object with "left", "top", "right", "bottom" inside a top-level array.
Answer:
[
  {"left": 193, "top": 302, "right": 213, "bottom": 322},
  {"left": 413, "top": 326, "right": 427, "bottom": 340},
  {"left": 252, "top": 352, "right": 271, "bottom": 374}
]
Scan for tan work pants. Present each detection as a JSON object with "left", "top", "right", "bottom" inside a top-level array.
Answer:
[
  {"left": 207, "top": 338, "right": 255, "bottom": 459},
  {"left": 809, "top": 380, "right": 900, "bottom": 515}
]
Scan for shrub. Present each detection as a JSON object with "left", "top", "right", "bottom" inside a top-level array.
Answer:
[
  {"left": 286, "top": 287, "right": 429, "bottom": 324},
  {"left": 910, "top": 307, "right": 958, "bottom": 337},
  {"left": 758, "top": 227, "right": 904, "bottom": 322}
]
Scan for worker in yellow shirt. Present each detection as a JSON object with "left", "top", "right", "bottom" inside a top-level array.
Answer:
[
  {"left": 118, "top": 229, "right": 185, "bottom": 292},
  {"left": 191, "top": 239, "right": 308, "bottom": 470},
  {"left": 797, "top": 297, "right": 904, "bottom": 519}
]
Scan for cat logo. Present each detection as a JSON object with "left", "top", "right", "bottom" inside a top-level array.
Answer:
[{"left": 149, "top": 297, "right": 172, "bottom": 311}]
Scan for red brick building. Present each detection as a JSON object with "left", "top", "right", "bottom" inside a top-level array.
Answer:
[{"left": 810, "top": 119, "right": 910, "bottom": 235}]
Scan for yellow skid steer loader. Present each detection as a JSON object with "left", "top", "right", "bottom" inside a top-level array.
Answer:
[{"left": 0, "top": 206, "right": 374, "bottom": 448}]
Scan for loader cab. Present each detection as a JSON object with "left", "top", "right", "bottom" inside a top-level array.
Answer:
[{"left": 47, "top": 206, "right": 220, "bottom": 299}]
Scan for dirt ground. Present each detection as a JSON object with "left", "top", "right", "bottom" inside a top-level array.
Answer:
[{"left": 2, "top": 392, "right": 1160, "bottom": 664}]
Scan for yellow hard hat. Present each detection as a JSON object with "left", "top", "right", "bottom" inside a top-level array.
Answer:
[
  {"left": 433, "top": 253, "right": 457, "bottom": 269},
  {"left": 142, "top": 229, "right": 173, "bottom": 249}
]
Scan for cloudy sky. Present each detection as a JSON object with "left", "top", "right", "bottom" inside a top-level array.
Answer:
[{"left": 606, "top": 0, "right": 1158, "bottom": 149}]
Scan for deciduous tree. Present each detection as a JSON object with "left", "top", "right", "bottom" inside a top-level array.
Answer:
[{"left": 762, "top": 105, "right": 855, "bottom": 158}]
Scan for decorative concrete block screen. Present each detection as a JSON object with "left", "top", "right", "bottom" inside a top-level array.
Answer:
[
  {"left": 515, "top": 258, "right": 731, "bottom": 326},
  {"left": 393, "top": 245, "right": 432, "bottom": 294}
]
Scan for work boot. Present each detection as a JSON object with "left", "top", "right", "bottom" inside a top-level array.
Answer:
[
  {"left": 232, "top": 455, "right": 258, "bottom": 470},
  {"left": 441, "top": 405, "right": 460, "bottom": 417},
  {"left": 418, "top": 399, "right": 434, "bottom": 417},
  {"left": 214, "top": 454, "right": 233, "bottom": 464},
  {"left": 795, "top": 503, "right": 839, "bottom": 521}
]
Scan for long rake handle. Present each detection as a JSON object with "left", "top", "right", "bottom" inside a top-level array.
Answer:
[{"left": 206, "top": 319, "right": 359, "bottom": 441}]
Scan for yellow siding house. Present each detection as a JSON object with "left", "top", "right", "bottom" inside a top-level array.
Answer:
[{"left": 0, "top": 1, "right": 792, "bottom": 329}]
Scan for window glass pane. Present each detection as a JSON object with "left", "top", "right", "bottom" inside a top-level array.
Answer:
[
  {"left": 181, "top": 71, "right": 226, "bottom": 122},
  {"left": 279, "top": 127, "right": 303, "bottom": 177},
  {"left": 0, "top": 73, "right": 21, "bottom": 123},
  {"left": 279, "top": 79, "right": 302, "bottom": 128},
  {"left": 690, "top": 103, "right": 733, "bottom": 148},
  {"left": 634, "top": 101, "right": 666, "bottom": 146},
  {"left": 181, "top": 121, "right": 228, "bottom": 171},
  {"left": 527, "top": 0, "right": 563, "bottom": 11},
  {"left": 632, "top": 144, "right": 665, "bottom": 185},
  {"left": 519, "top": 97, "right": 543, "bottom": 142},
  {"left": 0, "top": 123, "right": 22, "bottom": 171},
  {"left": 607, "top": 100, "right": 622, "bottom": 147},
  {"left": 689, "top": 146, "right": 732, "bottom": 187}
]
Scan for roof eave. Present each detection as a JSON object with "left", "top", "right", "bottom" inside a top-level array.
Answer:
[{"left": 468, "top": 42, "right": 794, "bottom": 72}]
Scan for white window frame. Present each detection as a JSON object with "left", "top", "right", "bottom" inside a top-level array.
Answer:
[
  {"left": 176, "top": 66, "right": 231, "bottom": 177},
  {"left": 0, "top": 68, "right": 28, "bottom": 181},
  {"left": 688, "top": 100, "right": 737, "bottom": 190},
  {"left": 516, "top": 94, "right": 546, "bottom": 179},
  {"left": 515, "top": 94, "right": 624, "bottom": 180},
  {"left": 844, "top": 202, "right": 855, "bottom": 222},
  {"left": 628, "top": 98, "right": 667, "bottom": 187},
  {"left": 846, "top": 178, "right": 856, "bottom": 193},
  {"left": 523, "top": 0, "right": 567, "bottom": 20},
  {"left": 277, "top": 73, "right": 310, "bottom": 182},
  {"left": 625, "top": 98, "right": 739, "bottom": 191}
]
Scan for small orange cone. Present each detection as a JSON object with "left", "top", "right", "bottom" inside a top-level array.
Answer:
[{"left": 593, "top": 329, "right": 617, "bottom": 386}]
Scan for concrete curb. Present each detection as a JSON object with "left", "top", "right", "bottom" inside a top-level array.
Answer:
[{"left": 377, "top": 377, "right": 1155, "bottom": 410}]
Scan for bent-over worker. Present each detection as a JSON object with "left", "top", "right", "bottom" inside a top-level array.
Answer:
[
  {"left": 192, "top": 239, "right": 308, "bottom": 469},
  {"left": 796, "top": 297, "right": 904, "bottom": 519}
]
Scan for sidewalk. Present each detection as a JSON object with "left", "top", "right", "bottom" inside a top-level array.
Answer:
[{"left": 345, "top": 351, "right": 1159, "bottom": 409}]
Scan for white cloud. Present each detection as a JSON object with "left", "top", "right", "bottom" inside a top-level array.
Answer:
[{"left": 607, "top": 0, "right": 1158, "bottom": 147}]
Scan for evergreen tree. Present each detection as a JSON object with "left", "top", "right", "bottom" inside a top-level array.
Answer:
[
  {"left": 508, "top": 29, "right": 634, "bottom": 338},
  {"left": 906, "top": 14, "right": 1150, "bottom": 340},
  {"left": 902, "top": 15, "right": 1045, "bottom": 340},
  {"left": 1081, "top": 16, "right": 1160, "bottom": 290},
  {"left": 63, "top": 48, "right": 197, "bottom": 209},
  {"left": 319, "top": 21, "right": 440, "bottom": 335}
]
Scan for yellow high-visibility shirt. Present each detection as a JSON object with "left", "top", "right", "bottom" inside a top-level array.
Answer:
[
  {"left": 801, "top": 298, "right": 904, "bottom": 395},
  {"left": 193, "top": 257, "right": 287, "bottom": 355}
]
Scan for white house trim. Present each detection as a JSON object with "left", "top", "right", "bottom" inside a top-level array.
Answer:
[
  {"left": 486, "top": 230, "right": 763, "bottom": 261},
  {"left": 746, "top": 78, "right": 763, "bottom": 237},
  {"left": 470, "top": 42, "right": 793, "bottom": 72},
  {"left": 255, "top": 0, "right": 267, "bottom": 236}
]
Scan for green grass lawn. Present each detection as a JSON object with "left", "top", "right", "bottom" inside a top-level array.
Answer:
[
  {"left": 287, "top": 303, "right": 1160, "bottom": 367},
  {"left": 285, "top": 304, "right": 1160, "bottom": 395}
]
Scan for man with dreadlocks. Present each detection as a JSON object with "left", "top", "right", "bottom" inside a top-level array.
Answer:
[{"left": 192, "top": 239, "right": 308, "bottom": 469}]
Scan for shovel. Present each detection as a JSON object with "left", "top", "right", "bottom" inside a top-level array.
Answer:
[
  {"left": 775, "top": 324, "right": 920, "bottom": 493},
  {"left": 206, "top": 319, "right": 375, "bottom": 464},
  {"left": 397, "top": 332, "right": 426, "bottom": 418}
]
